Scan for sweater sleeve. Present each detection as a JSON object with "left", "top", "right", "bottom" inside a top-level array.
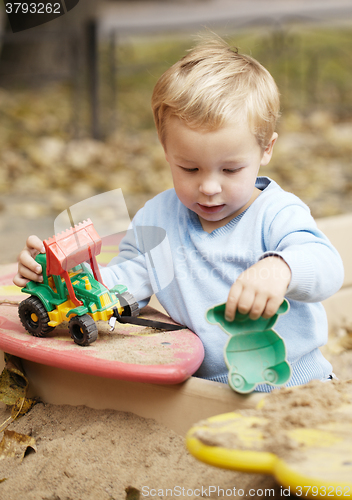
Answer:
[
  {"left": 260, "top": 203, "right": 344, "bottom": 302},
  {"left": 99, "top": 211, "right": 154, "bottom": 309},
  {"left": 99, "top": 198, "right": 175, "bottom": 308}
]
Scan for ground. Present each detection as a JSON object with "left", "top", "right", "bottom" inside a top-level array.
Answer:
[
  {"left": 0, "top": 402, "right": 283, "bottom": 500},
  {"left": 0, "top": 336, "right": 351, "bottom": 499}
]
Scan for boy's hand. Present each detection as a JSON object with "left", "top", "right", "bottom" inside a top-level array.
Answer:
[
  {"left": 225, "top": 256, "right": 291, "bottom": 322},
  {"left": 13, "top": 235, "right": 45, "bottom": 287}
]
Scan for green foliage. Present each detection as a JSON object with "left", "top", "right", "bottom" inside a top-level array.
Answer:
[
  {"left": 100, "top": 35, "right": 193, "bottom": 132},
  {"left": 100, "top": 37, "right": 192, "bottom": 131},
  {"left": 108, "top": 27, "right": 352, "bottom": 131},
  {"left": 232, "top": 27, "right": 352, "bottom": 117}
]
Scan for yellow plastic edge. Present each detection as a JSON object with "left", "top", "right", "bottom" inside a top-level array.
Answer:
[
  {"left": 274, "top": 459, "right": 352, "bottom": 499},
  {"left": 186, "top": 434, "right": 352, "bottom": 499},
  {"left": 185, "top": 433, "right": 277, "bottom": 474}
]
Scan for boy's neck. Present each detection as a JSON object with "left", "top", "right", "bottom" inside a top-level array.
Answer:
[{"left": 199, "top": 187, "right": 262, "bottom": 233}]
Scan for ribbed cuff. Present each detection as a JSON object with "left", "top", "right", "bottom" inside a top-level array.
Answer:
[
  {"left": 259, "top": 249, "right": 315, "bottom": 301},
  {"left": 204, "top": 373, "right": 229, "bottom": 385}
]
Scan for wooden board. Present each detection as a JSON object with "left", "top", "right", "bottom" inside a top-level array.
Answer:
[{"left": 0, "top": 266, "right": 204, "bottom": 385}]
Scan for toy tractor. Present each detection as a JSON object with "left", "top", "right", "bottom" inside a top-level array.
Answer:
[{"left": 18, "top": 219, "right": 139, "bottom": 346}]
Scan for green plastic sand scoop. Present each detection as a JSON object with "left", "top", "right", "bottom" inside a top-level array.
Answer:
[{"left": 206, "top": 299, "right": 291, "bottom": 394}]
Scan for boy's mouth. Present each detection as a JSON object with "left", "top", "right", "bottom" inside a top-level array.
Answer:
[{"left": 197, "top": 203, "right": 225, "bottom": 214}]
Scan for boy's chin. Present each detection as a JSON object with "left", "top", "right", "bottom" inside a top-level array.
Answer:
[
  {"left": 199, "top": 207, "right": 246, "bottom": 227},
  {"left": 197, "top": 211, "right": 236, "bottom": 231}
]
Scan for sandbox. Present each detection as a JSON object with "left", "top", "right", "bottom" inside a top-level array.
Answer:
[{"left": 1, "top": 213, "right": 352, "bottom": 435}]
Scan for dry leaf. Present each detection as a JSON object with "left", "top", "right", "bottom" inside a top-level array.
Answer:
[
  {"left": 11, "top": 398, "right": 37, "bottom": 419},
  {"left": 0, "top": 355, "right": 28, "bottom": 406},
  {"left": 0, "top": 429, "right": 36, "bottom": 462},
  {"left": 340, "top": 332, "right": 352, "bottom": 350},
  {"left": 125, "top": 486, "right": 140, "bottom": 500}
]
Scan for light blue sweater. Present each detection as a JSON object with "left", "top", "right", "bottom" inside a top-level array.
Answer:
[{"left": 101, "top": 177, "right": 344, "bottom": 391}]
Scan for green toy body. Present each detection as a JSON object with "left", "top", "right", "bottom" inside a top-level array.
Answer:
[{"left": 206, "top": 299, "right": 291, "bottom": 393}]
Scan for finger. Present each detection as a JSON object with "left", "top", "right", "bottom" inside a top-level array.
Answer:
[
  {"left": 13, "top": 273, "right": 30, "bottom": 288},
  {"left": 262, "top": 296, "right": 283, "bottom": 319},
  {"left": 237, "top": 288, "right": 256, "bottom": 316},
  {"left": 225, "top": 283, "right": 243, "bottom": 322},
  {"left": 248, "top": 294, "right": 268, "bottom": 320},
  {"left": 17, "top": 262, "right": 43, "bottom": 283},
  {"left": 26, "top": 235, "right": 45, "bottom": 255},
  {"left": 19, "top": 250, "right": 43, "bottom": 275}
]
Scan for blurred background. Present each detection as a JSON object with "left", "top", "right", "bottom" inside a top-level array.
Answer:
[{"left": 1, "top": 0, "right": 352, "bottom": 263}]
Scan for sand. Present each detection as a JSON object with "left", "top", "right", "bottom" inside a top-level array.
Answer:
[
  {"left": 0, "top": 402, "right": 281, "bottom": 500},
  {"left": 1, "top": 313, "right": 352, "bottom": 499},
  {"left": 1, "top": 358, "right": 352, "bottom": 500},
  {"left": 193, "top": 379, "right": 352, "bottom": 458}
]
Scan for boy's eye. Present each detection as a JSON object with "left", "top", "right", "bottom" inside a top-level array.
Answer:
[
  {"left": 180, "top": 166, "right": 198, "bottom": 172},
  {"left": 224, "top": 167, "right": 243, "bottom": 173}
]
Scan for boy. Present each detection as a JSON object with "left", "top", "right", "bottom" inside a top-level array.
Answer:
[{"left": 14, "top": 37, "right": 344, "bottom": 391}]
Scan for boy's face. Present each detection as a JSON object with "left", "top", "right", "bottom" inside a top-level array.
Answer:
[{"left": 164, "top": 116, "right": 277, "bottom": 232}]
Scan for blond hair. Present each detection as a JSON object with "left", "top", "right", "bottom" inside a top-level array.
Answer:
[{"left": 152, "top": 37, "right": 280, "bottom": 150}]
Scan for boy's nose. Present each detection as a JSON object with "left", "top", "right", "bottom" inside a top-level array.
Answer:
[{"left": 199, "top": 179, "right": 222, "bottom": 196}]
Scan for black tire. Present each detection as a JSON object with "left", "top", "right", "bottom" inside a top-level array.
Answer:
[
  {"left": 69, "top": 314, "right": 98, "bottom": 346},
  {"left": 18, "top": 296, "right": 55, "bottom": 337},
  {"left": 116, "top": 291, "right": 140, "bottom": 317}
]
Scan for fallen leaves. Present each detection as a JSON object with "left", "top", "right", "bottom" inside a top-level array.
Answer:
[
  {"left": 264, "top": 111, "right": 352, "bottom": 218},
  {"left": 336, "top": 321, "right": 352, "bottom": 351},
  {"left": 0, "top": 128, "right": 174, "bottom": 220},
  {"left": 0, "top": 81, "right": 351, "bottom": 221},
  {"left": 325, "top": 320, "right": 352, "bottom": 355},
  {"left": 0, "top": 354, "right": 38, "bottom": 422},
  {"left": 125, "top": 486, "right": 140, "bottom": 500},
  {"left": 0, "top": 429, "right": 36, "bottom": 462},
  {"left": 0, "top": 355, "right": 38, "bottom": 482},
  {"left": 0, "top": 356, "right": 37, "bottom": 426},
  {"left": 0, "top": 355, "right": 28, "bottom": 407}
]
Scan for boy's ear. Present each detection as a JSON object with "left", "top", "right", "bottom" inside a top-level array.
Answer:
[{"left": 260, "top": 132, "right": 278, "bottom": 166}]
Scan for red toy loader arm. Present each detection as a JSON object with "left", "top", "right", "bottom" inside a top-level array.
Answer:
[{"left": 44, "top": 219, "right": 106, "bottom": 307}]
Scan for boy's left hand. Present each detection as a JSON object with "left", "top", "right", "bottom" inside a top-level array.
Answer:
[{"left": 225, "top": 256, "right": 291, "bottom": 322}]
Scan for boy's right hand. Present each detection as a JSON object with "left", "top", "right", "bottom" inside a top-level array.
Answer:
[{"left": 13, "top": 235, "right": 46, "bottom": 287}]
